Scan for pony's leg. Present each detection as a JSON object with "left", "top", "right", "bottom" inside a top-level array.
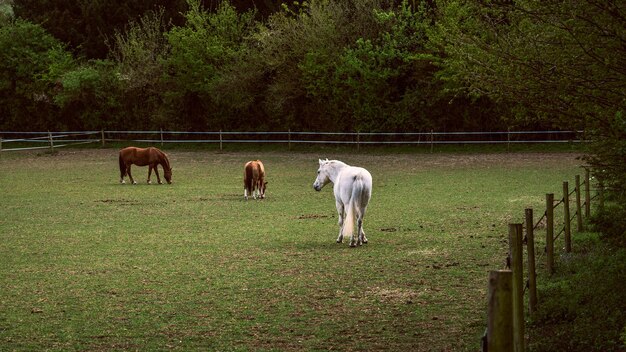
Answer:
[
  {"left": 244, "top": 188, "right": 248, "bottom": 200},
  {"left": 335, "top": 201, "right": 344, "bottom": 243},
  {"left": 127, "top": 166, "right": 136, "bottom": 185},
  {"left": 147, "top": 165, "right": 153, "bottom": 184}
]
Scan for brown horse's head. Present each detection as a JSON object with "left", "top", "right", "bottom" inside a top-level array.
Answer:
[
  {"left": 260, "top": 181, "right": 268, "bottom": 199},
  {"left": 164, "top": 167, "right": 172, "bottom": 184}
]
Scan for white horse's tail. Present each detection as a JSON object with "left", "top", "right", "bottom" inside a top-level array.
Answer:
[{"left": 342, "top": 176, "right": 366, "bottom": 241}]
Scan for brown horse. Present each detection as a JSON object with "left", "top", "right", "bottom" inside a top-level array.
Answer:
[
  {"left": 119, "top": 147, "right": 172, "bottom": 185},
  {"left": 244, "top": 160, "right": 267, "bottom": 200}
]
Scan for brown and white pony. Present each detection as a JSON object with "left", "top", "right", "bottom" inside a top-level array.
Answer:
[
  {"left": 119, "top": 147, "right": 172, "bottom": 185},
  {"left": 243, "top": 160, "right": 267, "bottom": 200}
]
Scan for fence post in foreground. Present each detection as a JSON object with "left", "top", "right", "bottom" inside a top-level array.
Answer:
[
  {"left": 546, "top": 193, "right": 555, "bottom": 274},
  {"left": 48, "top": 131, "right": 54, "bottom": 151},
  {"left": 101, "top": 129, "right": 105, "bottom": 147},
  {"left": 584, "top": 168, "right": 591, "bottom": 218},
  {"left": 160, "top": 128, "right": 164, "bottom": 146},
  {"left": 575, "top": 175, "right": 583, "bottom": 232},
  {"left": 219, "top": 130, "right": 223, "bottom": 151},
  {"left": 563, "top": 181, "right": 572, "bottom": 253},
  {"left": 357, "top": 131, "right": 360, "bottom": 151},
  {"left": 288, "top": 129, "right": 291, "bottom": 151},
  {"left": 487, "top": 270, "right": 513, "bottom": 352},
  {"left": 509, "top": 223, "right": 525, "bottom": 352},
  {"left": 525, "top": 208, "right": 538, "bottom": 314}
]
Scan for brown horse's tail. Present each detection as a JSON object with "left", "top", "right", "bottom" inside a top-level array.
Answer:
[
  {"left": 244, "top": 163, "right": 254, "bottom": 194},
  {"left": 119, "top": 152, "right": 126, "bottom": 179}
]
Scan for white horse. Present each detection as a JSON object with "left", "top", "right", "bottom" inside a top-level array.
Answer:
[{"left": 313, "top": 159, "right": 372, "bottom": 247}]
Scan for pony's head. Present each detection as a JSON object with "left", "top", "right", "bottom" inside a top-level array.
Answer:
[
  {"left": 260, "top": 181, "right": 268, "bottom": 199},
  {"left": 164, "top": 167, "right": 172, "bottom": 184},
  {"left": 313, "top": 158, "right": 332, "bottom": 191}
]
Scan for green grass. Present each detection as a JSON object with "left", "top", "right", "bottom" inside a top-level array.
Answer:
[{"left": 0, "top": 147, "right": 584, "bottom": 351}]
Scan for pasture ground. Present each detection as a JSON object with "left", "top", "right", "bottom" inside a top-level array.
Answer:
[{"left": 0, "top": 148, "right": 584, "bottom": 351}]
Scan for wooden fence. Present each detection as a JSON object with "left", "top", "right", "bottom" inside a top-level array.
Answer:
[
  {"left": 0, "top": 130, "right": 587, "bottom": 152},
  {"left": 482, "top": 169, "right": 601, "bottom": 351}
]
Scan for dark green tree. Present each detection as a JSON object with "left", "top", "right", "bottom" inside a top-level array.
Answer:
[
  {"left": 12, "top": 0, "right": 187, "bottom": 59},
  {"left": 0, "top": 19, "right": 75, "bottom": 130},
  {"left": 434, "top": 0, "right": 626, "bottom": 230}
]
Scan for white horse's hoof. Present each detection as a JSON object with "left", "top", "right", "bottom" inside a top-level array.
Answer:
[
  {"left": 121, "top": 180, "right": 125, "bottom": 184},
  {"left": 158, "top": 181, "right": 163, "bottom": 185},
  {"left": 350, "top": 243, "right": 357, "bottom": 248},
  {"left": 132, "top": 181, "right": 137, "bottom": 185},
  {"left": 147, "top": 180, "right": 151, "bottom": 184}
]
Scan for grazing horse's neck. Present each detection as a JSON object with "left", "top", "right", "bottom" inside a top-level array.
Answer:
[{"left": 157, "top": 151, "right": 170, "bottom": 169}]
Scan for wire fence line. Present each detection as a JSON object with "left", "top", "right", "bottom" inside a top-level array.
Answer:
[
  {"left": 484, "top": 169, "right": 600, "bottom": 351},
  {"left": 0, "top": 130, "right": 588, "bottom": 152}
]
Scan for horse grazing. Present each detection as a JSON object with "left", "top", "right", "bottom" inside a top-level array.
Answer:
[
  {"left": 244, "top": 160, "right": 267, "bottom": 200},
  {"left": 313, "top": 158, "right": 372, "bottom": 247},
  {"left": 118, "top": 147, "right": 172, "bottom": 185}
]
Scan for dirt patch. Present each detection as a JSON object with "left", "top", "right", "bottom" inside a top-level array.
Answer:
[
  {"left": 296, "top": 214, "right": 329, "bottom": 219},
  {"left": 96, "top": 199, "right": 139, "bottom": 205},
  {"left": 367, "top": 286, "right": 423, "bottom": 304}
]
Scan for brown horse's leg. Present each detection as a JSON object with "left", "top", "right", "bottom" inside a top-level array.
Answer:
[
  {"left": 147, "top": 165, "right": 153, "bottom": 184},
  {"left": 127, "top": 165, "right": 136, "bottom": 185},
  {"left": 154, "top": 165, "right": 162, "bottom": 184}
]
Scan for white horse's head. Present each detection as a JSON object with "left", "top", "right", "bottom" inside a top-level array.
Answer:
[{"left": 313, "top": 158, "right": 332, "bottom": 191}]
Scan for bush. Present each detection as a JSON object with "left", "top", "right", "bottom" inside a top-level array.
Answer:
[
  {"left": 527, "top": 235, "right": 626, "bottom": 351},
  {"left": 591, "top": 203, "right": 626, "bottom": 247}
]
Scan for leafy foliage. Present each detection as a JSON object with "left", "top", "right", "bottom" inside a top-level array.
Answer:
[
  {"left": 0, "top": 19, "right": 74, "bottom": 130},
  {"left": 434, "top": 0, "right": 626, "bottom": 219}
]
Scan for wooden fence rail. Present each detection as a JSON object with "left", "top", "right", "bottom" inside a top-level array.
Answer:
[
  {"left": 0, "top": 130, "right": 587, "bottom": 152},
  {"left": 483, "top": 169, "right": 596, "bottom": 351}
]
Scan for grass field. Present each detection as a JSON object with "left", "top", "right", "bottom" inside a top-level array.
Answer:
[{"left": 0, "top": 147, "right": 584, "bottom": 351}]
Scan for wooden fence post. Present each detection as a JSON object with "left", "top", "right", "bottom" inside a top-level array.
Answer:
[
  {"left": 563, "top": 181, "right": 572, "bottom": 253},
  {"left": 219, "top": 130, "right": 223, "bottom": 151},
  {"left": 487, "top": 270, "right": 514, "bottom": 352},
  {"left": 584, "top": 168, "right": 591, "bottom": 218},
  {"left": 288, "top": 129, "right": 291, "bottom": 151},
  {"left": 0, "top": 136, "right": 3, "bottom": 153},
  {"left": 509, "top": 223, "right": 525, "bottom": 352},
  {"left": 48, "top": 131, "right": 54, "bottom": 151},
  {"left": 101, "top": 129, "right": 105, "bottom": 147},
  {"left": 575, "top": 175, "right": 583, "bottom": 232},
  {"left": 160, "top": 128, "right": 164, "bottom": 146},
  {"left": 525, "top": 209, "right": 538, "bottom": 314},
  {"left": 357, "top": 131, "right": 360, "bottom": 151},
  {"left": 430, "top": 129, "right": 434, "bottom": 153},
  {"left": 507, "top": 128, "right": 511, "bottom": 152},
  {"left": 546, "top": 193, "right": 554, "bottom": 274}
]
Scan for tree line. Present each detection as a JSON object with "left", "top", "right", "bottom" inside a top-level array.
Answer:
[{"left": 1, "top": 0, "right": 508, "bottom": 133}]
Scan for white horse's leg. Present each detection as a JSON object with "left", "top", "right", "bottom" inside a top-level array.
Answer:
[
  {"left": 359, "top": 207, "right": 368, "bottom": 244},
  {"left": 336, "top": 201, "right": 344, "bottom": 243}
]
